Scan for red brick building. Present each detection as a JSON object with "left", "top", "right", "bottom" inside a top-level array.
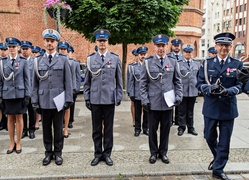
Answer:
[{"left": 0, "top": 0, "right": 203, "bottom": 63}]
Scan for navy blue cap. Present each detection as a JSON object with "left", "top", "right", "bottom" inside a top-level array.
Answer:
[
  {"left": 40, "top": 49, "right": 46, "bottom": 55},
  {"left": 31, "top": 46, "right": 41, "bottom": 53},
  {"left": 182, "top": 44, "right": 195, "bottom": 52},
  {"left": 42, "top": 29, "right": 60, "bottom": 41},
  {"left": 132, "top": 49, "right": 137, "bottom": 55},
  {"left": 68, "top": 45, "right": 74, "bottom": 53},
  {"left": 171, "top": 38, "right": 181, "bottom": 45},
  {"left": 58, "top": 41, "right": 69, "bottom": 49},
  {"left": 208, "top": 47, "right": 217, "bottom": 54},
  {"left": 137, "top": 46, "right": 148, "bottom": 54},
  {"left": 21, "top": 40, "right": 32, "bottom": 48},
  {"left": 153, "top": 34, "right": 169, "bottom": 44},
  {"left": 214, "top": 32, "right": 235, "bottom": 44},
  {"left": 5, "top": 37, "right": 21, "bottom": 46},
  {"left": 0, "top": 42, "right": 8, "bottom": 50},
  {"left": 93, "top": 29, "right": 110, "bottom": 40}
]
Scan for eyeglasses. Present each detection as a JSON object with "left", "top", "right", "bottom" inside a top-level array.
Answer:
[
  {"left": 216, "top": 43, "right": 231, "bottom": 48},
  {"left": 184, "top": 51, "right": 191, "bottom": 54},
  {"left": 0, "top": 49, "right": 8, "bottom": 51}
]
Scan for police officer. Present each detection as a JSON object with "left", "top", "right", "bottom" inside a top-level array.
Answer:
[
  {"left": 68, "top": 45, "right": 81, "bottom": 129},
  {"left": 0, "top": 37, "right": 31, "bottom": 154},
  {"left": 208, "top": 47, "right": 218, "bottom": 58},
  {"left": 31, "top": 29, "right": 73, "bottom": 166},
  {"left": 177, "top": 44, "right": 200, "bottom": 136},
  {"left": 196, "top": 32, "right": 243, "bottom": 180},
  {"left": 31, "top": 46, "right": 41, "bottom": 58},
  {"left": 140, "top": 34, "right": 183, "bottom": 164},
  {"left": 84, "top": 29, "right": 123, "bottom": 166},
  {"left": 126, "top": 49, "right": 138, "bottom": 127},
  {"left": 21, "top": 40, "right": 36, "bottom": 139},
  {"left": 0, "top": 42, "right": 8, "bottom": 131},
  {"left": 129, "top": 46, "right": 148, "bottom": 136},
  {"left": 168, "top": 38, "right": 184, "bottom": 126}
]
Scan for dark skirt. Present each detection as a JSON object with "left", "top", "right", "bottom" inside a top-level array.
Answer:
[{"left": 4, "top": 98, "right": 27, "bottom": 115}]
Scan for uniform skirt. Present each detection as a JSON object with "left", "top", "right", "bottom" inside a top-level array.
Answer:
[{"left": 3, "top": 98, "right": 27, "bottom": 115}]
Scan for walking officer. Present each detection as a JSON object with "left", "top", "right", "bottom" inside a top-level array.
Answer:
[
  {"left": 84, "top": 29, "right": 123, "bottom": 166},
  {"left": 31, "top": 29, "right": 73, "bottom": 166},
  {"left": 196, "top": 32, "right": 243, "bottom": 180},
  {"left": 129, "top": 46, "right": 149, "bottom": 136},
  {"left": 140, "top": 34, "right": 183, "bottom": 164},
  {"left": 177, "top": 44, "right": 199, "bottom": 136}
]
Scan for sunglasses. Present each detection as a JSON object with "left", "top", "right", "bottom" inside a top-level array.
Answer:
[
  {"left": 184, "top": 51, "right": 191, "bottom": 53},
  {"left": 97, "top": 39, "right": 107, "bottom": 42}
]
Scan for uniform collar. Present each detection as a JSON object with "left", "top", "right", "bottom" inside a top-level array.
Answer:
[
  {"left": 217, "top": 55, "right": 228, "bottom": 63},
  {"left": 46, "top": 51, "right": 56, "bottom": 58},
  {"left": 9, "top": 55, "right": 17, "bottom": 60},
  {"left": 98, "top": 51, "right": 107, "bottom": 57}
]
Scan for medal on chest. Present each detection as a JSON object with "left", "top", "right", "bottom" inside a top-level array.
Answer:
[
  {"left": 226, "top": 68, "right": 230, "bottom": 76},
  {"left": 107, "top": 61, "right": 111, "bottom": 68},
  {"left": 165, "top": 64, "right": 169, "bottom": 71}
]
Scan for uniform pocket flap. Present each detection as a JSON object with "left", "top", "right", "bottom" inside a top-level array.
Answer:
[
  {"left": 18, "top": 86, "right": 25, "bottom": 90},
  {"left": 3, "top": 87, "right": 8, "bottom": 91},
  {"left": 53, "top": 65, "right": 63, "bottom": 70},
  {"left": 38, "top": 66, "right": 48, "bottom": 71},
  {"left": 91, "top": 86, "right": 98, "bottom": 92},
  {"left": 38, "top": 89, "right": 44, "bottom": 95}
]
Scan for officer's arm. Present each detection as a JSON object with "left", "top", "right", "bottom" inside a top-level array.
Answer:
[
  {"left": 196, "top": 61, "right": 211, "bottom": 95},
  {"left": 140, "top": 60, "right": 149, "bottom": 105},
  {"left": 173, "top": 61, "right": 183, "bottom": 102},
  {"left": 126, "top": 65, "right": 130, "bottom": 95},
  {"left": 64, "top": 57, "right": 73, "bottom": 103},
  {"left": 75, "top": 62, "right": 81, "bottom": 93},
  {"left": 23, "top": 59, "right": 31, "bottom": 97},
  {"left": 83, "top": 65, "right": 91, "bottom": 101},
  {"left": 129, "top": 66, "right": 135, "bottom": 98},
  {"left": 31, "top": 60, "right": 39, "bottom": 104}
]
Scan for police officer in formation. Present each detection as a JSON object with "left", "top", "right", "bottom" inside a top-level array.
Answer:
[
  {"left": 0, "top": 37, "right": 31, "bottom": 154},
  {"left": 129, "top": 46, "right": 148, "bottom": 137},
  {"left": 208, "top": 46, "right": 218, "bottom": 58},
  {"left": 84, "top": 29, "right": 123, "bottom": 166},
  {"left": 31, "top": 29, "right": 73, "bottom": 166},
  {"left": 196, "top": 32, "right": 243, "bottom": 180},
  {"left": 68, "top": 45, "right": 81, "bottom": 129},
  {"left": 20, "top": 40, "right": 36, "bottom": 139},
  {"left": 31, "top": 46, "right": 41, "bottom": 58},
  {"left": 126, "top": 49, "right": 138, "bottom": 127},
  {"left": 177, "top": 44, "right": 199, "bottom": 136},
  {"left": 140, "top": 34, "right": 183, "bottom": 164},
  {"left": 167, "top": 38, "right": 184, "bottom": 126},
  {"left": 0, "top": 42, "right": 8, "bottom": 131}
]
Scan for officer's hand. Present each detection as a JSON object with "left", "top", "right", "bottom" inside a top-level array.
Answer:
[
  {"left": 73, "top": 89, "right": 77, "bottom": 95},
  {"left": 220, "top": 88, "right": 228, "bottom": 96},
  {"left": 63, "top": 102, "right": 72, "bottom": 110},
  {"left": 85, "top": 100, "right": 91, "bottom": 111},
  {"left": 210, "top": 84, "right": 219, "bottom": 92},
  {"left": 116, "top": 101, "right": 121, "bottom": 106},
  {"left": 32, "top": 103, "right": 41, "bottom": 114},
  {"left": 130, "top": 96, "right": 135, "bottom": 102},
  {"left": 24, "top": 96, "right": 30, "bottom": 106},
  {"left": 175, "top": 99, "right": 181, "bottom": 106},
  {"left": 0, "top": 98, "right": 4, "bottom": 109},
  {"left": 142, "top": 103, "right": 151, "bottom": 112}
]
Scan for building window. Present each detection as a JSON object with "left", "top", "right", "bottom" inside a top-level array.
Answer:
[
  {"left": 236, "top": 19, "right": 238, "bottom": 25},
  {"left": 207, "top": 40, "right": 210, "bottom": 48},
  {"left": 231, "top": 8, "right": 233, "bottom": 13},
  {"left": 244, "top": 17, "right": 246, "bottom": 25},
  {"left": 239, "top": 18, "right": 242, "bottom": 25},
  {"left": 201, "top": 40, "right": 205, "bottom": 47},
  {"left": 240, "top": 5, "right": 243, "bottom": 12},
  {"left": 236, "top": 6, "right": 238, "bottom": 13},
  {"left": 244, "top": 4, "right": 247, "bottom": 11},
  {"left": 202, "top": 50, "right": 205, "bottom": 58}
]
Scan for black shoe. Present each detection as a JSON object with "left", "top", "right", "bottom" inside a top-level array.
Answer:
[
  {"left": 188, "top": 129, "right": 198, "bottom": 136},
  {"left": 29, "top": 132, "right": 35, "bottom": 139},
  {"left": 212, "top": 173, "right": 231, "bottom": 180},
  {"left": 7, "top": 143, "right": 16, "bottom": 154},
  {"left": 91, "top": 157, "right": 102, "bottom": 166},
  {"left": 43, "top": 156, "right": 53, "bottom": 166},
  {"left": 21, "top": 131, "right": 28, "bottom": 139},
  {"left": 149, "top": 155, "right": 157, "bottom": 164},
  {"left": 0, "top": 126, "right": 4, "bottom": 131},
  {"left": 105, "top": 157, "right": 113, "bottom": 166},
  {"left": 16, "top": 148, "right": 22, "bottom": 154},
  {"left": 68, "top": 122, "right": 73, "bottom": 128},
  {"left": 134, "top": 131, "right": 140, "bottom": 137},
  {"left": 208, "top": 160, "right": 214, "bottom": 170},
  {"left": 143, "top": 129, "right": 149, "bottom": 136},
  {"left": 177, "top": 129, "right": 184, "bottom": 136},
  {"left": 55, "top": 156, "right": 63, "bottom": 165},
  {"left": 159, "top": 155, "right": 170, "bottom": 164}
]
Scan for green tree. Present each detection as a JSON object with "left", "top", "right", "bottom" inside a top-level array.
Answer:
[{"left": 63, "top": 0, "right": 189, "bottom": 88}]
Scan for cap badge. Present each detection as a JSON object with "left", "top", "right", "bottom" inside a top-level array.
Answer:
[{"left": 48, "top": 29, "right": 53, "bottom": 34}]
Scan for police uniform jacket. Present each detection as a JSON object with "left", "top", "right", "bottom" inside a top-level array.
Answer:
[
  {"left": 167, "top": 52, "right": 184, "bottom": 62},
  {"left": 0, "top": 55, "right": 30, "bottom": 99},
  {"left": 68, "top": 58, "right": 81, "bottom": 93},
  {"left": 196, "top": 56, "right": 243, "bottom": 120},
  {"left": 84, "top": 51, "right": 123, "bottom": 105},
  {"left": 129, "top": 62, "right": 142, "bottom": 100},
  {"left": 126, "top": 62, "right": 136, "bottom": 96},
  {"left": 140, "top": 55, "right": 183, "bottom": 111},
  {"left": 178, "top": 59, "right": 200, "bottom": 97},
  {"left": 31, "top": 52, "right": 73, "bottom": 109}
]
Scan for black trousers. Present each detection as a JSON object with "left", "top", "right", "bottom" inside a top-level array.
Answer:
[
  {"left": 134, "top": 99, "right": 148, "bottom": 132},
  {"left": 23, "top": 100, "right": 36, "bottom": 132},
  {"left": 42, "top": 109, "right": 64, "bottom": 157},
  {"left": 148, "top": 109, "right": 172, "bottom": 156},
  {"left": 177, "top": 97, "right": 196, "bottom": 131},
  {"left": 91, "top": 104, "right": 115, "bottom": 158},
  {"left": 69, "top": 94, "right": 77, "bottom": 123}
]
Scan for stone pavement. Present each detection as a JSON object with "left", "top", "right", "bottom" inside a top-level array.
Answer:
[{"left": 0, "top": 94, "right": 249, "bottom": 180}]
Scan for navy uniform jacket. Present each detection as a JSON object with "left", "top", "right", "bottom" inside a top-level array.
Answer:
[
  {"left": 178, "top": 59, "right": 200, "bottom": 97},
  {"left": 31, "top": 52, "right": 73, "bottom": 109},
  {"left": 140, "top": 55, "right": 183, "bottom": 111},
  {"left": 196, "top": 56, "right": 243, "bottom": 120},
  {"left": 0, "top": 55, "right": 31, "bottom": 99},
  {"left": 167, "top": 52, "right": 184, "bottom": 62},
  {"left": 129, "top": 62, "right": 142, "bottom": 100},
  {"left": 84, "top": 51, "right": 123, "bottom": 105},
  {"left": 126, "top": 62, "right": 136, "bottom": 96}
]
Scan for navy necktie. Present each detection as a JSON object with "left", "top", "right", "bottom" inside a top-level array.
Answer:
[
  {"left": 48, "top": 55, "right": 52, "bottom": 64},
  {"left": 101, "top": 54, "right": 104, "bottom": 62},
  {"left": 160, "top": 58, "right": 164, "bottom": 67},
  {"left": 11, "top": 59, "right": 15, "bottom": 66},
  {"left": 220, "top": 59, "right": 224, "bottom": 68},
  {"left": 187, "top": 61, "right": 190, "bottom": 67},
  {"left": 175, "top": 54, "right": 179, "bottom": 61}
]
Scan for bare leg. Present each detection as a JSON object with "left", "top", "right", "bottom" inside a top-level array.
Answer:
[
  {"left": 131, "top": 101, "right": 135, "bottom": 126},
  {"left": 64, "top": 109, "right": 70, "bottom": 136},
  {"left": 7, "top": 115, "right": 16, "bottom": 150},
  {"left": 15, "top": 114, "right": 23, "bottom": 150},
  {"left": 35, "top": 113, "right": 41, "bottom": 129}
]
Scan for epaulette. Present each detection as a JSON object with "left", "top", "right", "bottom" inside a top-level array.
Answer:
[
  {"left": 232, "top": 57, "right": 241, "bottom": 61},
  {"left": 1, "top": 56, "right": 7, "bottom": 60},
  {"left": 87, "top": 52, "right": 96, "bottom": 57},
  {"left": 35, "top": 54, "right": 43, "bottom": 58},
  {"left": 110, "top": 52, "right": 119, "bottom": 56},
  {"left": 206, "top": 57, "right": 213, "bottom": 61},
  {"left": 19, "top": 56, "right": 27, "bottom": 60},
  {"left": 58, "top": 53, "right": 67, "bottom": 56},
  {"left": 128, "top": 62, "right": 136, "bottom": 66},
  {"left": 144, "top": 56, "right": 153, "bottom": 60},
  {"left": 74, "top": 59, "right": 80, "bottom": 63}
]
